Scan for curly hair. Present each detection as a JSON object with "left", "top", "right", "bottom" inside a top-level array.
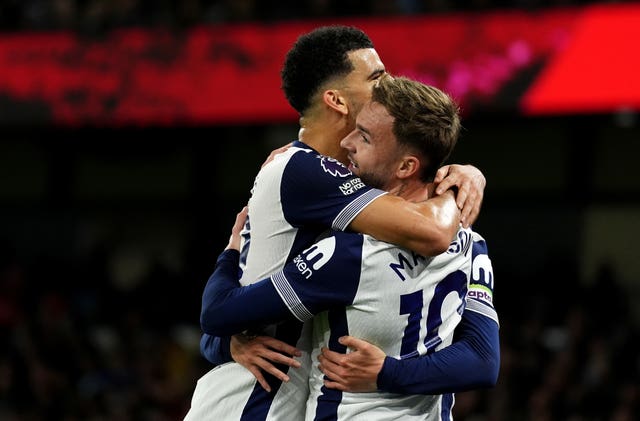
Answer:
[
  {"left": 281, "top": 25, "right": 374, "bottom": 115},
  {"left": 372, "top": 75, "right": 461, "bottom": 182}
]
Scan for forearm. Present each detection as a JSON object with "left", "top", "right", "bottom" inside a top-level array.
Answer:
[
  {"left": 378, "top": 311, "right": 499, "bottom": 394},
  {"left": 349, "top": 191, "right": 459, "bottom": 257},
  {"left": 200, "top": 250, "right": 292, "bottom": 336},
  {"left": 198, "top": 251, "right": 238, "bottom": 364}
]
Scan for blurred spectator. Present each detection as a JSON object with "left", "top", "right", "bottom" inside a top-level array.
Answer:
[{"left": 1, "top": 0, "right": 632, "bottom": 33}]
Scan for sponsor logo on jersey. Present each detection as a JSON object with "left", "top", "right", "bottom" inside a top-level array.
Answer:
[
  {"left": 320, "top": 156, "right": 352, "bottom": 177},
  {"left": 294, "top": 236, "right": 337, "bottom": 279},
  {"left": 339, "top": 178, "right": 366, "bottom": 195},
  {"left": 471, "top": 253, "right": 494, "bottom": 291},
  {"left": 468, "top": 285, "right": 493, "bottom": 305},
  {"left": 292, "top": 255, "right": 313, "bottom": 279}
]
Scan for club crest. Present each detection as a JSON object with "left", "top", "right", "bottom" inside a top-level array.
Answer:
[{"left": 320, "top": 156, "right": 352, "bottom": 177}]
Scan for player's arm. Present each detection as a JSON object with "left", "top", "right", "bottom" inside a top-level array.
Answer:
[
  {"left": 350, "top": 189, "right": 458, "bottom": 257},
  {"left": 379, "top": 310, "right": 499, "bottom": 394},
  {"left": 199, "top": 230, "right": 360, "bottom": 392},
  {"left": 434, "top": 164, "right": 485, "bottom": 228},
  {"left": 318, "top": 309, "right": 499, "bottom": 394},
  {"left": 197, "top": 208, "right": 251, "bottom": 366},
  {"left": 200, "top": 249, "right": 297, "bottom": 336},
  {"left": 200, "top": 333, "right": 232, "bottom": 365},
  {"left": 199, "top": 207, "right": 296, "bottom": 337},
  {"left": 198, "top": 207, "right": 304, "bottom": 390},
  {"left": 199, "top": 208, "right": 300, "bottom": 370},
  {"left": 201, "top": 244, "right": 358, "bottom": 337},
  {"left": 350, "top": 165, "right": 485, "bottom": 256},
  {"left": 199, "top": 247, "right": 308, "bottom": 391},
  {"left": 200, "top": 206, "right": 364, "bottom": 337},
  {"left": 200, "top": 210, "right": 356, "bottom": 337},
  {"left": 280, "top": 155, "right": 484, "bottom": 258}
]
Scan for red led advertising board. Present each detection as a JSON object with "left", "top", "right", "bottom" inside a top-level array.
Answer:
[
  {"left": 0, "top": 3, "right": 638, "bottom": 126},
  {"left": 521, "top": 3, "right": 640, "bottom": 115}
]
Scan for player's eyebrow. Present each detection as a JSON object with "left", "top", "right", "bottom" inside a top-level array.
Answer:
[
  {"left": 356, "top": 123, "right": 371, "bottom": 136},
  {"left": 368, "top": 68, "right": 385, "bottom": 81}
]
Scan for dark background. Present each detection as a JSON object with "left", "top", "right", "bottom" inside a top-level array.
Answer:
[{"left": 1, "top": 1, "right": 639, "bottom": 420}]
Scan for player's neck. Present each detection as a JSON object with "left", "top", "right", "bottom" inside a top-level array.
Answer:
[
  {"left": 299, "top": 118, "right": 350, "bottom": 165},
  {"left": 387, "top": 180, "right": 434, "bottom": 203}
]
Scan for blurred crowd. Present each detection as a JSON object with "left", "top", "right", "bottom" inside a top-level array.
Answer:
[
  {"left": 0, "top": 0, "right": 629, "bottom": 34},
  {"left": 0, "top": 237, "right": 206, "bottom": 420}
]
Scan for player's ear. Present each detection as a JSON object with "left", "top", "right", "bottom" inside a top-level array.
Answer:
[
  {"left": 397, "top": 155, "right": 421, "bottom": 179},
  {"left": 323, "top": 89, "right": 348, "bottom": 116}
]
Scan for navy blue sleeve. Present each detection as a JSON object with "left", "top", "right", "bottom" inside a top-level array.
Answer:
[
  {"left": 272, "top": 233, "right": 363, "bottom": 320},
  {"left": 377, "top": 310, "right": 500, "bottom": 394},
  {"left": 199, "top": 250, "right": 295, "bottom": 337},
  {"left": 198, "top": 250, "right": 288, "bottom": 365},
  {"left": 281, "top": 152, "right": 384, "bottom": 231},
  {"left": 201, "top": 233, "right": 364, "bottom": 337},
  {"left": 200, "top": 333, "right": 232, "bottom": 365},
  {"left": 198, "top": 250, "right": 239, "bottom": 364}
]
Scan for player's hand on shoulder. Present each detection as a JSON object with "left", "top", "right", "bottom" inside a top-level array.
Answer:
[
  {"left": 261, "top": 142, "right": 293, "bottom": 168},
  {"left": 230, "top": 333, "right": 302, "bottom": 393},
  {"left": 434, "top": 164, "right": 486, "bottom": 228}
]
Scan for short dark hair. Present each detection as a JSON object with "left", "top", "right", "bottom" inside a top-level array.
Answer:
[
  {"left": 372, "top": 75, "right": 461, "bottom": 182},
  {"left": 281, "top": 25, "right": 374, "bottom": 115}
]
